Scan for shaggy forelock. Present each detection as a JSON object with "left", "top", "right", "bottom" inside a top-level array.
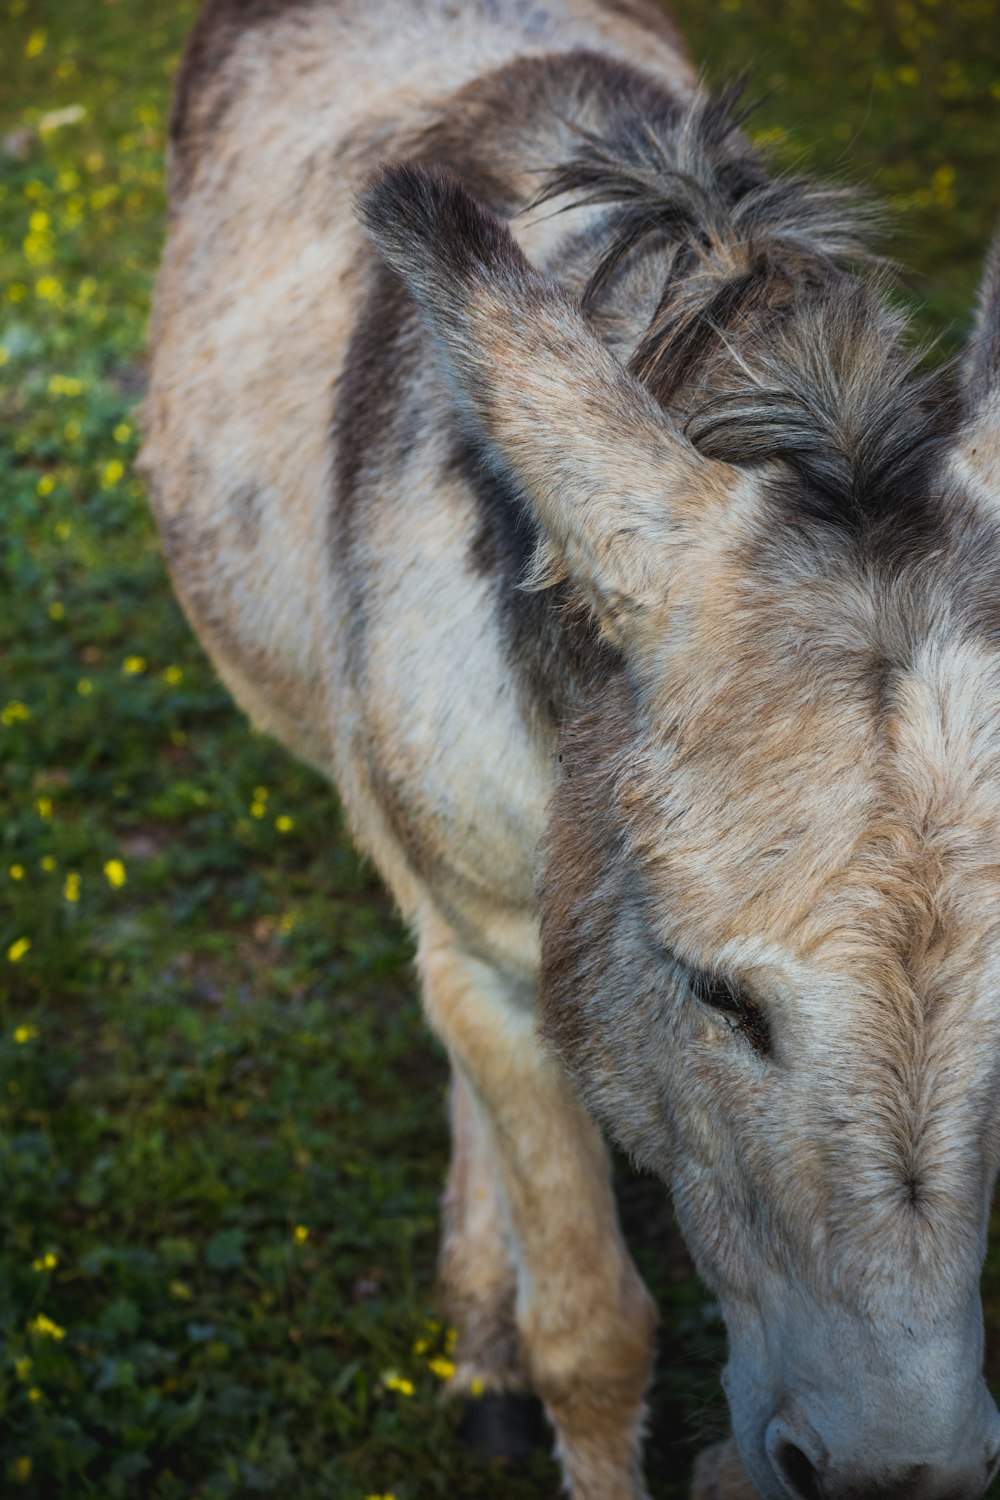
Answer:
[{"left": 534, "top": 83, "right": 962, "bottom": 549}]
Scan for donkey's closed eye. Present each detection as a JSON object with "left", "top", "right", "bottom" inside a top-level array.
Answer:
[{"left": 692, "top": 972, "right": 772, "bottom": 1057}]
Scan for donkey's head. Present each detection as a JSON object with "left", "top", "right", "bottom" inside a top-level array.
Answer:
[{"left": 360, "top": 145, "right": 1000, "bottom": 1498}]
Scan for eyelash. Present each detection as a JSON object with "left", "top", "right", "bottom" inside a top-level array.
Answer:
[{"left": 691, "top": 971, "right": 772, "bottom": 1057}]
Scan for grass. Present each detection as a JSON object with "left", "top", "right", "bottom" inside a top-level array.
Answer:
[{"left": 0, "top": 0, "right": 998, "bottom": 1495}]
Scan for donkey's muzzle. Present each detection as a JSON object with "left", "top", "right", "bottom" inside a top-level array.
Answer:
[{"left": 765, "top": 1408, "right": 1000, "bottom": 1500}]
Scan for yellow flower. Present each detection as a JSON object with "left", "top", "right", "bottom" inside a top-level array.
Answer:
[
  {"left": 1, "top": 700, "right": 30, "bottom": 725},
  {"left": 382, "top": 1373, "right": 415, "bottom": 1397},
  {"left": 102, "top": 458, "right": 125, "bottom": 488},
  {"left": 48, "top": 374, "right": 83, "bottom": 397},
  {"left": 113, "top": 422, "right": 132, "bottom": 443},
  {"left": 293, "top": 1224, "right": 309, "bottom": 1243},
  {"left": 275, "top": 815, "right": 294, "bottom": 833},
  {"left": 28, "top": 1313, "right": 64, "bottom": 1341},
  {"left": 896, "top": 65, "right": 919, "bottom": 85},
  {"left": 14, "top": 1456, "right": 32, "bottom": 1482},
  {"left": 122, "top": 655, "right": 146, "bottom": 675},
  {"left": 64, "top": 871, "right": 80, "bottom": 903},
  {"left": 36, "top": 797, "right": 53, "bottom": 819},
  {"left": 250, "top": 800, "right": 266, "bottom": 819},
  {"left": 37, "top": 474, "right": 55, "bottom": 496},
  {"left": 27, "top": 1387, "right": 42, "bottom": 1402},
  {"left": 470, "top": 1376, "right": 485, "bottom": 1397},
  {"left": 13, "top": 1023, "right": 38, "bottom": 1042},
  {"left": 8, "top": 940, "right": 31, "bottom": 965},
  {"left": 169, "top": 1280, "right": 193, "bottom": 1300},
  {"left": 48, "top": 600, "right": 65, "bottom": 620},
  {"left": 931, "top": 164, "right": 957, "bottom": 207},
  {"left": 104, "top": 859, "right": 126, "bottom": 888},
  {"left": 427, "top": 1356, "right": 455, "bottom": 1381},
  {"left": 32, "top": 1252, "right": 58, "bottom": 1272},
  {"left": 40, "top": 856, "right": 56, "bottom": 872},
  {"left": 54, "top": 520, "right": 70, "bottom": 541},
  {"left": 162, "top": 664, "right": 183, "bottom": 685},
  {"left": 253, "top": 785, "right": 268, "bottom": 801},
  {"left": 10, "top": 864, "right": 25, "bottom": 881},
  {"left": 77, "top": 678, "right": 93, "bottom": 696},
  {"left": 14, "top": 1357, "right": 32, "bottom": 1381},
  {"left": 23, "top": 232, "right": 53, "bottom": 268},
  {"left": 25, "top": 29, "right": 46, "bottom": 57},
  {"left": 35, "top": 277, "right": 62, "bottom": 302}
]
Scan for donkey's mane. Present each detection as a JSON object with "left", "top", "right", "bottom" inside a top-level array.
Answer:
[{"left": 535, "top": 83, "right": 960, "bottom": 542}]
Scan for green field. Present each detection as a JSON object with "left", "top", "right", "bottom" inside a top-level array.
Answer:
[{"left": 1, "top": 1, "right": 999, "bottom": 1496}]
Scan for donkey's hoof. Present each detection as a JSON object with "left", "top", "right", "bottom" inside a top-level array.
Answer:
[
  {"left": 457, "top": 1391, "right": 548, "bottom": 1462},
  {"left": 691, "top": 1438, "right": 760, "bottom": 1500}
]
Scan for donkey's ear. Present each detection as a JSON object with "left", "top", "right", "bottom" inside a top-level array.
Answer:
[
  {"left": 966, "top": 224, "right": 1000, "bottom": 412},
  {"left": 357, "top": 162, "right": 735, "bottom": 649}
]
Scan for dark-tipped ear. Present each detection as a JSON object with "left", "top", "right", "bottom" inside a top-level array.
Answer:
[
  {"left": 966, "top": 224, "right": 1000, "bottom": 410},
  {"left": 356, "top": 163, "right": 735, "bottom": 648}
]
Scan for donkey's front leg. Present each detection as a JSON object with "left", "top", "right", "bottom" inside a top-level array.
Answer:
[
  {"left": 419, "top": 919, "right": 657, "bottom": 1500},
  {"left": 440, "top": 1069, "right": 524, "bottom": 1386}
]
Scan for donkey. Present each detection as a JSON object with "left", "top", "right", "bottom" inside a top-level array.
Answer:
[{"left": 140, "top": 0, "right": 1000, "bottom": 1495}]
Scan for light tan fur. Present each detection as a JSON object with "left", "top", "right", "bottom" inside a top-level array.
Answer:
[
  {"left": 439, "top": 1069, "right": 524, "bottom": 1396},
  {"left": 419, "top": 911, "right": 657, "bottom": 1498},
  {"left": 692, "top": 1440, "right": 761, "bottom": 1500},
  {"left": 143, "top": 2, "right": 1000, "bottom": 1496}
]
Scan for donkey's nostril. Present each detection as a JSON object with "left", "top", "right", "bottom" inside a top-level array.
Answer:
[
  {"left": 765, "top": 1412, "right": 828, "bottom": 1500},
  {"left": 775, "top": 1439, "right": 824, "bottom": 1500}
]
